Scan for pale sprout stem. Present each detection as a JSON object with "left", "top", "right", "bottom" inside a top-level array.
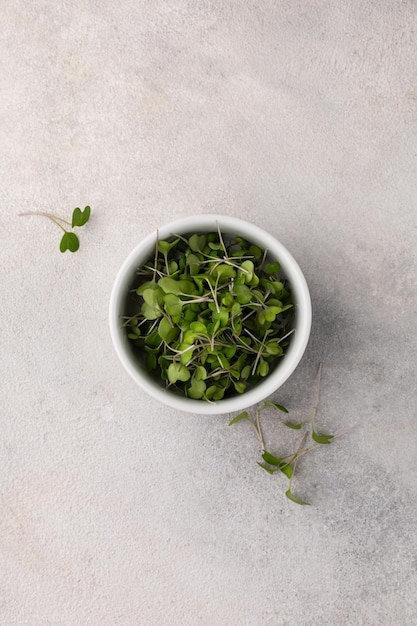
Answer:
[
  {"left": 169, "top": 343, "right": 195, "bottom": 356},
  {"left": 310, "top": 362, "right": 322, "bottom": 430},
  {"left": 255, "top": 409, "right": 266, "bottom": 451},
  {"left": 287, "top": 433, "right": 308, "bottom": 492},
  {"left": 19, "top": 211, "right": 70, "bottom": 231},
  {"left": 152, "top": 230, "right": 159, "bottom": 282},
  {"left": 216, "top": 221, "right": 228, "bottom": 256},
  {"left": 164, "top": 253, "right": 169, "bottom": 275},
  {"left": 277, "top": 328, "right": 295, "bottom": 344}
]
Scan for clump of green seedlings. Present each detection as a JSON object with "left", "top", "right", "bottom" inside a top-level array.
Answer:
[
  {"left": 229, "top": 364, "right": 333, "bottom": 504},
  {"left": 124, "top": 227, "right": 295, "bottom": 401},
  {"left": 19, "top": 206, "right": 91, "bottom": 252}
]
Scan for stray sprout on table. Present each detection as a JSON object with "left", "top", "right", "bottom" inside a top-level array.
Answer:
[
  {"left": 229, "top": 363, "right": 334, "bottom": 505},
  {"left": 19, "top": 206, "right": 91, "bottom": 253}
]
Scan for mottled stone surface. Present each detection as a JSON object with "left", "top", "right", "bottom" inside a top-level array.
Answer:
[{"left": 1, "top": 1, "right": 417, "bottom": 624}]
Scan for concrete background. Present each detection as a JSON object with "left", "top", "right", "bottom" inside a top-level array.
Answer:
[{"left": 1, "top": 1, "right": 417, "bottom": 624}]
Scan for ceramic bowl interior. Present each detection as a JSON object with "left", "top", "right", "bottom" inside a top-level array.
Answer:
[{"left": 109, "top": 214, "right": 312, "bottom": 414}]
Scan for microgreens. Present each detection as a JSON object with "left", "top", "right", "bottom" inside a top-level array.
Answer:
[
  {"left": 19, "top": 206, "right": 91, "bottom": 253},
  {"left": 229, "top": 364, "right": 334, "bottom": 505},
  {"left": 124, "top": 227, "right": 295, "bottom": 401}
]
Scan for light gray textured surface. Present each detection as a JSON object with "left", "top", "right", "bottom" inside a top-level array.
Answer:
[{"left": 1, "top": 1, "right": 417, "bottom": 625}]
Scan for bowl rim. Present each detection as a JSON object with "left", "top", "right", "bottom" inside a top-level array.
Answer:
[{"left": 109, "top": 214, "right": 312, "bottom": 414}]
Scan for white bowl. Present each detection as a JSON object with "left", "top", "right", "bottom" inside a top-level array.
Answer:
[{"left": 109, "top": 215, "right": 312, "bottom": 414}]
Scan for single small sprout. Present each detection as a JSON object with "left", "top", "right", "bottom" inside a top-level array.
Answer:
[
  {"left": 60, "top": 232, "right": 80, "bottom": 253},
  {"left": 71, "top": 205, "right": 91, "bottom": 228},
  {"left": 229, "top": 364, "right": 334, "bottom": 505},
  {"left": 19, "top": 205, "right": 91, "bottom": 253}
]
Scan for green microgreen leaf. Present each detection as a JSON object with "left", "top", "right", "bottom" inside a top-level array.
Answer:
[
  {"left": 284, "top": 421, "right": 303, "bottom": 430},
  {"left": 270, "top": 282, "right": 284, "bottom": 296},
  {"left": 187, "top": 379, "right": 206, "bottom": 399},
  {"left": 212, "top": 307, "right": 229, "bottom": 326},
  {"left": 224, "top": 345, "right": 237, "bottom": 360},
  {"left": 158, "top": 238, "right": 180, "bottom": 256},
  {"left": 163, "top": 293, "right": 183, "bottom": 319},
  {"left": 144, "top": 331, "right": 162, "bottom": 348},
  {"left": 265, "top": 261, "right": 280, "bottom": 275},
  {"left": 229, "top": 411, "right": 250, "bottom": 426},
  {"left": 71, "top": 206, "right": 91, "bottom": 228},
  {"left": 60, "top": 232, "right": 79, "bottom": 253},
  {"left": 233, "top": 284, "right": 252, "bottom": 304},
  {"left": 241, "top": 365, "right": 252, "bottom": 379},
  {"left": 262, "top": 401, "right": 289, "bottom": 413},
  {"left": 168, "top": 260, "right": 178, "bottom": 274},
  {"left": 167, "top": 363, "right": 191, "bottom": 384},
  {"left": 240, "top": 260, "right": 255, "bottom": 283},
  {"left": 262, "top": 451, "right": 283, "bottom": 466},
  {"left": 233, "top": 381, "right": 246, "bottom": 393},
  {"left": 158, "top": 317, "right": 178, "bottom": 343},
  {"left": 312, "top": 430, "right": 334, "bottom": 445},
  {"left": 178, "top": 343, "right": 194, "bottom": 365},
  {"left": 257, "top": 359, "right": 269, "bottom": 377},
  {"left": 136, "top": 281, "right": 159, "bottom": 295},
  {"left": 205, "top": 384, "right": 225, "bottom": 401},
  {"left": 265, "top": 340, "right": 283, "bottom": 356},
  {"left": 183, "top": 330, "right": 198, "bottom": 344},
  {"left": 222, "top": 292, "right": 234, "bottom": 308},
  {"left": 142, "top": 288, "right": 162, "bottom": 308},
  {"left": 186, "top": 253, "right": 200, "bottom": 276},
  {"left": 190, "top": 321, "right": 207, "bottom": 334},
  {"left": 208, "top": 242, "right": 223, "bottom": 251},
  {"left": 279, "top": 463, "right": 294, "bottom": 479},
  {"left": 249, "top": 244, "right": 262, "bottom": 259},
  {"left": 141, "top": 302, "right": 162, "bottom": 320},
  {"left": 217, "top": 352, "right": 230, "bottom": 370},
  {"left": 159, "top": 276, "right": 196, "bottom": 295},
  {"left": 194, "top": 365, "right": 207, "bottom": 381},
  {"left": 285, "top": 489, "right": 310, "bottom": 506},
  {"left": 188, "top": 234, "right": 206, "bottom": 252},
  {"left": 264, "top": 306, "right": 281, "bottom": 322},
  {"left": 257, "top": 462, "right": 278, "bottom": 475},
  {"left": 212, "top": 264, "right": 237, "bottom": 281}
]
